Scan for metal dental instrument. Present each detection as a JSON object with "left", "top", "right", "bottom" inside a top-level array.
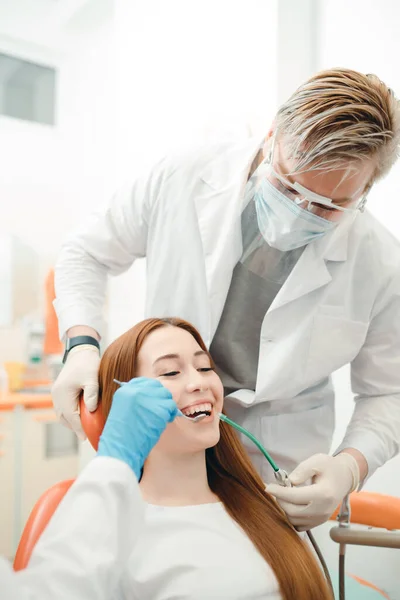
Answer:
[
  {"left": 178, "top": 411, "right": 208, "bottom": 423},
  {"left": 113, "top": 379, "right": 208, "bottom": 423}
]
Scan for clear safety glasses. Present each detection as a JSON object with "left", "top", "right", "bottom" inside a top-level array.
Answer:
[{"left": 261, "top": 136, "right": 370, "bottom": 222}]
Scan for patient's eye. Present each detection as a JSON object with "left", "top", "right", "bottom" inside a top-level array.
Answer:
[
  {"left": 198, "top": 367, "right": 214, "bottom": 372},
  {"left": 161, "top": 371, "right": 180, "bottom": 377}
]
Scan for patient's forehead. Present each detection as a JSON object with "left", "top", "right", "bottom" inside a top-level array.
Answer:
[{"left": 137, "top": 326, "right": 202, "bottom": 368}]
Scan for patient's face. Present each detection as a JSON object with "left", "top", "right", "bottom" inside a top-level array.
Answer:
[{"left": 136, "top": 325, "right": 224, "bottom": 455}]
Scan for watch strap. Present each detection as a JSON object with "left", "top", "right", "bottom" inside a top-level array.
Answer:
[{"left": 63, "top": 335, "right": 100, "bottom": 364}]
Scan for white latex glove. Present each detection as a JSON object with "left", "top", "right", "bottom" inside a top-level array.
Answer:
[
  {"left": 266, "top": 453, "right": 360, "bottom": 530},
  {"left": 51, "top": 345, "right": 100, "bottom": 440}
]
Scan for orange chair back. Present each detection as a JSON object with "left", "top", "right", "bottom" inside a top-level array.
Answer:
[
  {"left": 331, "top": 491, "right": 400, "bottom": 530},
  {"left": 43, "top": 269, "right": 63, "bottom": 355},
  {"left": 13, "top": 479, "right": 75, "bottom": 570},
  {"left": 79, "top": 392, "right": 106, "bottom": 451}
]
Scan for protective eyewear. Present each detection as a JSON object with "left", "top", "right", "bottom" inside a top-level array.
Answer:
[{"left": 264, "top": 136, "right": 369, "bottom": 218}]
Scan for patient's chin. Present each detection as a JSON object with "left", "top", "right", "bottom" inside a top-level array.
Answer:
[
  {"left": 159, "top": 426, "right": 221, "bottom": 456},
  {"left": 191, "top": 427, "right": 221, "bottom": 451}
]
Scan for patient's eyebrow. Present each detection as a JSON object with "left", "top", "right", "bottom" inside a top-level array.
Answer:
[
  {"left": 153, "top": 353, "right": 179, "bottom": 366},
  {"left": 152, "top": 350, "right": 208, "bottom": 366}
]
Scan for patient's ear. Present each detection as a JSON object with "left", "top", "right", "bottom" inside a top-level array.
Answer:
[{"left": 79, "top": 392, "right": 106, "bottom": 451}]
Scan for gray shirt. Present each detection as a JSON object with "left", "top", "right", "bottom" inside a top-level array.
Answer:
[{"left": 210, "top": 200, "right": 303, "bottom": 396}]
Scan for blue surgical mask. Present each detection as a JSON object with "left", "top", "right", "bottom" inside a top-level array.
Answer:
[{"left": 254, "top": 179, "right": 337, "bottom": 252}]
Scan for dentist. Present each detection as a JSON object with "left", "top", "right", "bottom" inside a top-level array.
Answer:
[{"left": 53, "top": 68, "right": 400, "bottom": 530}]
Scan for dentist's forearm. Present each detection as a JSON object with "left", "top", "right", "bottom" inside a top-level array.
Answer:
[
  {"left": 339, "top": 447, "right": 368, "bottom": 481},
  {"left": 67, "top": 326, "right": 101, "bottom": 341}
]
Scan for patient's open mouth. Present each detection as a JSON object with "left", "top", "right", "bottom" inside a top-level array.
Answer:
[{"left": 181, "top": 402, "right": 212, "bottom": 419}]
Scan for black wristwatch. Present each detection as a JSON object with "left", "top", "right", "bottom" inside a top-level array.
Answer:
[{"left": 62, "top": 335, "right": 101, "bottom": 364}]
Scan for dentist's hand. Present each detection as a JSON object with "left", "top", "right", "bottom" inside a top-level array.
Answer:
[
  {"left": 52, "top": 345, "right": 100, "bottom": 441},
  {"left": 97, "top": 377, "right": 178, "bottom": 479},
  {"left": 266, "top": 453, "right": 360, "bottom": 530}
]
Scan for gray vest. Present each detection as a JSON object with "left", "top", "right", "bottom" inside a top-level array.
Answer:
[{"left": 210, "top": 200, "right": 303, "bottom": 396}]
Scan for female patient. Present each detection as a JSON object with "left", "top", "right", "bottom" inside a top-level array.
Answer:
[{"left": 98, "top": 317, "right": 332, "bottom": 600}]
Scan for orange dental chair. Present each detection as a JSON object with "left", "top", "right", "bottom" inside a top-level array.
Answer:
[
  {"left": 13, "top": 400, "right": 400, "bottom": 599},
  {"left": 330, "top": 492, "right": 400, "bottom": 599},
  {"left": 13, "top": 396, "right": 104, "bottom": 572}
]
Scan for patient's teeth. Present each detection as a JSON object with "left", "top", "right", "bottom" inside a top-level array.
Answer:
[{"left": 182, "top": 402, "right": 212, "bottom": 416}]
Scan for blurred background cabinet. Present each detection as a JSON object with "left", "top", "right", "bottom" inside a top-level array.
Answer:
[
  {"left": 19, "top": 406, "right": 78, "bottom": 530},
  {"left": 0, "top": 397, "right": 79, "bottom": 560},
  {"left": 0, "top": 410, "right": 15, "bottom": 559}
]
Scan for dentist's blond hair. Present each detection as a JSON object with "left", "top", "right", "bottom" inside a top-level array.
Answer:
[{"left": 276, "top": 68, "right": 400, "bottom": 181}]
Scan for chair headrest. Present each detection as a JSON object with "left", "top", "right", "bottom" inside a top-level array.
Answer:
[{"left": 79, "top": 392, "right": 106, "bottom": 451}]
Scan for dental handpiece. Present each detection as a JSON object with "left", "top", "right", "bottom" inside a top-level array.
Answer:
[{"left": 217, "top": 412, "right": 280, "bottom": 473}]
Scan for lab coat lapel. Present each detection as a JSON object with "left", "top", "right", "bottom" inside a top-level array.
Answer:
[
  {"left": 196, "top": 135, "right": 265, "bottom": 340},
  {"left": 194, "top": 182, "right": 243, "bottom": 342},
  {"left": 269, "top": 242, "right": 332, "bottom": 312},
  {"left": 269, "top": 215, "right": 352, "bottom": 311}
]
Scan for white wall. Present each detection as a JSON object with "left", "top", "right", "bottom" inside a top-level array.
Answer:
[
  {"left": 318, "top": 0, "right": 400, "bottom": 240},
  {"left": 114, "top": 0, "right": 278, "bottom": 173},
  {"left": 315, "top": 4, "right": 400, "bottom": 597},
  {"left": 0, "top": 0, "right": 116, "bottom": 504},
  {"left": 0, "top": 38, "right": 64, "bottom": 360},
  {"left": 107, "top": 0, "right": 281, "bottom": 341},
  {"left": 317, "top": 0, "right": 400, "bottom": 496},
  {"left": 0, "top": 0, "right": 115, "bottom": 271},
  {"left": 108, "top": 0, "right": 322, "bottom": 341},
  {"left": 0, "top": 0, "right": 115, "bottom": 329},
  {"left": 0, "top": 38, "right": 63, "bottom": 266},
  {"left": 57, "top": 0, "right": 116, "bottom": 239}
]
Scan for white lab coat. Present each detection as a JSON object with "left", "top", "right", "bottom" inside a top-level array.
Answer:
[
  {"left": 55, "top": 135, "right": 400, "bottom": 481},
  {"left": 1, "top": 457, "right": 144, "bottom": 600}
]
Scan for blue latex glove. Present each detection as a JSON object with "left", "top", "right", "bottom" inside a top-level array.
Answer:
[{"left": 97, "top": 377, "right": 178, "bottom": 478}]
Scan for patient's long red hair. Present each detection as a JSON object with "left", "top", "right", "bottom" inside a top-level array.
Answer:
[{"left": 98, "top": 317, "right": 333, "bottom": 600}]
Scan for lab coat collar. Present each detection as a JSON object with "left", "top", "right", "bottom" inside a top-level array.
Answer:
[
  {"left": 269, "top": 215, "right": 354, "bottom": 312},
  {"left": 314, "top": 211, "right": 356, "bottom": 262},
  {"left": 200, "top": 133, "right": 266, "bottom": 191}
]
